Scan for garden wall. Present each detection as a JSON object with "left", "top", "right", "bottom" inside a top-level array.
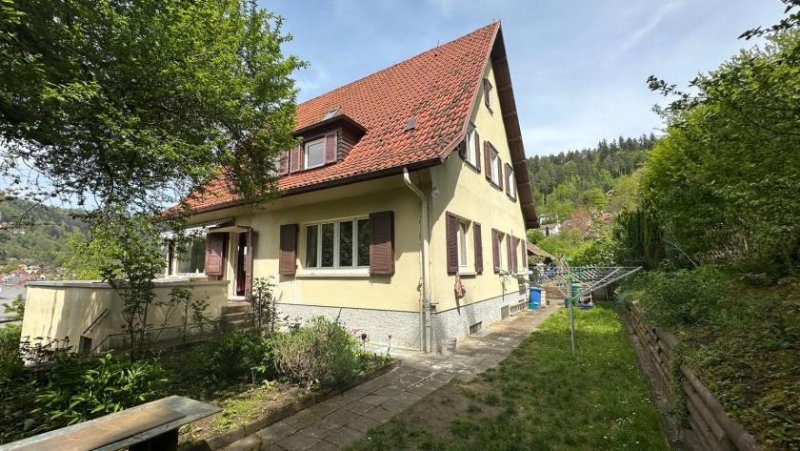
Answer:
[{"left": 624, "top": 305, "right": 760, "bottom": 451}]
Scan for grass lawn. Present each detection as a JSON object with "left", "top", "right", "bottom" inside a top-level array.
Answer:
[{"left": 348, "top": 304, "right": 668, "bottom": 451}]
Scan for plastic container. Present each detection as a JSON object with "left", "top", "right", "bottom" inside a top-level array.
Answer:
[{"left": 528, "top": 286, "right": 542, "bottom": 309}]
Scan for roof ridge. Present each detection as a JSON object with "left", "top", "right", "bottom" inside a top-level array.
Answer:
[{"left": 296, "top": 21, "right": 500, "bottom": 108}]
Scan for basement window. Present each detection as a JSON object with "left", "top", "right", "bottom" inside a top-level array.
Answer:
[{"left": 469, "top": 321, "right": 483, "bottom": 334}]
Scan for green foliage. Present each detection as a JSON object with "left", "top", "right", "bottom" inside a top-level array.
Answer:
[
  {"left": 526, "top": 229, "right": 544, "bottom": 245},
  {"left": 0, "top": 196, "right": 86, "bottom": 267},
  {"left": 249, "top": 277, "right": 278, "bottom": 333},
  {"left": 613, "top": 208, "right": 666, "bottom": 269},
  {"left": 35, "top": 354, "right": 167, "bottom": 427},
  {"left": 0, "top": 324, "right": 22, "bottom": 377},
  {"left": 645, "top": 27, "right": 800, "bottom": 274},
  {"left": 538, "top": 228, "right": 588, "bottom": 262},
  {"left": 2, "top": 294, "right": 24, "bottom": 321},
  {"left": 274, "top": 316, "right": 360, "bottom": 388},
  {"left": 1, "top": 0, "right": 304, "bottom": 212},
  {"left": 61, "top": 231, "right": 111, "bottom": 280}
]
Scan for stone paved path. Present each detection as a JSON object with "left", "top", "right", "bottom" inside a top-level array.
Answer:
[{"left": 223, "top": 304, "right": 558, "bottom": 451}]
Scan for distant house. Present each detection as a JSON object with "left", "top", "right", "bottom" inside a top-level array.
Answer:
[
  {"left": 163, "top": 22, "right": 537, "bottom": 351},
  {"left": 540, "top": 223, "right": 561, "bottom": 237}
]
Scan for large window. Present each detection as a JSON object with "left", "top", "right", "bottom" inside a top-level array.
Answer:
[
  {"left": 176, "top": 236, "right": 206, "bottom": 274},
  {"left": 306, "top": 218, "right": 370, "bottom": 269},
  {"left": 304, "top": 138, "right": 325, "bottom": 169}
]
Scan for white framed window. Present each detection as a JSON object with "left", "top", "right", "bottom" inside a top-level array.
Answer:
[
  {"left": 496, "top": 231, "right": 505, "bottom": 271},
  {"left": 464, "top": 127, "right": 478, "bottom": 167},
  {"left": 457, "top": 220, "right": 470, "bottom": 269},
  {"left": 304, "top": 138, "right": 325, "bottom": 169},
  {"left": 305, "top": 218, "right": 370, "bottom": 269},
  {"left": 490, "top": 148, "right": 501, "bottom": 185},
  {"left": 507, "top": 168, "right": 516, "bottom": 199},
  {"left": 174, "top": 235, "right": 207, "bottom": 275}
]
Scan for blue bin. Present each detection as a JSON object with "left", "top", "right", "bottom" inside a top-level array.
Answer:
[{"left": 528, "top": 286, "right": 542, "bottom": 309}]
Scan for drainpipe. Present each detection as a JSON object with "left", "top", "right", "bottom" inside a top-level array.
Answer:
[{"left": 403, "top": 168, "right": 432, "bottom": 353}]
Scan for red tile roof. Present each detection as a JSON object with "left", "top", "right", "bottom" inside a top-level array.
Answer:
[{"left": 184, "top": 22, "right": 500, "bottom": 212}]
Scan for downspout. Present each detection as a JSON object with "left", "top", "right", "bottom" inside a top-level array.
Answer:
[{"left": 403, "top": 168, "right": 432, "bottom": 353}]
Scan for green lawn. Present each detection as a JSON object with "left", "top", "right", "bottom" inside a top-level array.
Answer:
[{"left": 348, "top": 305, "right": 668, "bottom": 451}]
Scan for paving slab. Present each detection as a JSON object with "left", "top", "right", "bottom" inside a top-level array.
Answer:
[{"left": 222, "top": 305, "right": 558, "bottom": 450}]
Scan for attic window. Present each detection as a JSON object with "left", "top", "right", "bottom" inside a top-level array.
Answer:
[
  {"left": 322, "top": 108, "right": 340, "bottom": 121},
  {"left": 404, "top": 116, "right": 417, "bottom": 131},
  {"left": 483, "top": 78, "right": 493, "bottom": 111}
]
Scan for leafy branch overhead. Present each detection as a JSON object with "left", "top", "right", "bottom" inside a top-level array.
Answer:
[{"left": 0, "top": 0, "right": 305, "bottom": 213}]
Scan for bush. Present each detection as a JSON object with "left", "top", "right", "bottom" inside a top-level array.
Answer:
[
  {"left": 35, "top": 354, "right": 168, "bottom": 428},
  {"left": 0, "top": 324, "right": 22, "bottom": 378},
  {"left": 628, "top": 266, "right": 730, "bottom": 328},
  {"left": 273, "top": 316, "right": 360, "bottom": 388},
  {"left": 176, "top": 331, "right": 275, "bottom": 389}
]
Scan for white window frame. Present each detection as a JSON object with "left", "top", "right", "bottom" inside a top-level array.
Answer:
[
  {"left": 496, "top": 231, "right": 506, "bottom": 271},
  {"left": 484, "top": 78, "right": 493, "bottom": 111},
  {"left": 304, "top": 217, "right": 369, "bottom": 270},
  {"left": 304, "top": 138, "right": 325, "bottom": 170},
  {"left": 490, "top": 149, "right": 501, "bottom": 185},
  {"left": 457, "top": 220, "right": 470, "bottom": 269},
  {"left": 464, "top": 127, "right": 478, "bottom": 168},
  {"left": 507, "top": 169, "right": 516, "bottom": 199}
]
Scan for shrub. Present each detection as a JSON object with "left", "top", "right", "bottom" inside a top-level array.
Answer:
[
  {"left": 629, "top": 266, "right": 730, "bottom": 328},
  {"left": 177, "top": 331, "right": 275, "bottom": 389},
  {"left": 35, "top": 354, "right": 167, "bottom": 429},
  {"left": 273, "top": 316, "right": 360, "bottom": 388},
  {"left": 0, "top": 324, "right": 22, "bottom": 378}
]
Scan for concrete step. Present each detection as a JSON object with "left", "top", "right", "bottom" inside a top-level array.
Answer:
[
  {"left": 222, "top": 311, "right": 253, "bottom": 322},
  {"left": 221, "top": 303, "right": 251, "bottom": 315}
]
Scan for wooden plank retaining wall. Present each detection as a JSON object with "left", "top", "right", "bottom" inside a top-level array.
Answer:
[{"left": 624, "top": 306, "right": 760, "bottom": 451}]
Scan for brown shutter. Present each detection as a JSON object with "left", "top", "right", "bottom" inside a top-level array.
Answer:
[
  {"left": 474, "top": 130, "right": 481, "bottom": 173},
  {"left": 279, "top": 150, "right": 290, "bottom": 175},
  {"left": 244, "top": 229, "right": 256, "bottom": 297},
  {"left": 279, "top": 224, "right": 298, "bottom": 275},
  {"left": 492, "top": 229, "right": 500, "bottom": 273},
  {"left": 484, "top": 141, "right": 492, "bottom": 182},
  {"left": 506, "top": 235, "right": 513, "bottom": 273},
  {"left": 205, "top": 233, "right": 226, "bottom": 277},
  {"left": 504, "top": 163, "right": 512, "bottom": 196},
  {"left": 446, "top": 212, "right": 458, "bottom": 275},
  {"left": 289, "top": 145, "right": 302, "bottom": 173},
  {"left": 369, "top": 211, "right": 395, "bottom": 275},
  {"left": 497, "top": 157, "right": 504, "bottom": 191},
  {"left": 323, "top": 131, "right": 337, "bottom": 164},
  {"left": 473, "top": 222, "right": 483, "bottom": 274}
]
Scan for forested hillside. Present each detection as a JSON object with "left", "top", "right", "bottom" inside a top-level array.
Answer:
[
  {"left": 526, "top": 134, "right": 655, "bottom": 222},
  {"left": 0, "top": 196, "right": 86, "bottom": 268}
]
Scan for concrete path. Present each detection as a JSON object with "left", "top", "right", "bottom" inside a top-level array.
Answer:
[{"left": 223, "top": 304, "right": 559, "bottom": 451}]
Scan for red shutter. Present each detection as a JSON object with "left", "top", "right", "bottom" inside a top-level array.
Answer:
[
  {"left": 484, "top": 141, "right": 491, "bottom": 182},
  {"left": 205, "top": 233, "right": 225, "bottom": 277},
  {"left": 289, "top": 145, "right": 302, "bottom": 173},
  {"left": 474, "top": 130, "right": 481, "bottom": 173},
  {"left": 473, "top": 222, "right": 483, "bottom": 274},
  {"left": 324, "top": 131, "right": 337, "bottom": 164},
  {"left": 244, "top": 229, "right": 256, "bottom": 297},
  {"left": 492, "top": 229, "right": 500, "bottom": 273},
  {"left": 506, "top": 235, "right": 513, "bottom": 273},
  {"left": 504, "top": 163, "right": 512, "bottom": 196},
  {"left": 369, "top": 211, "right": 395, "bottom": 275},
  {"left": 279, "top": 150, "right": 290, "bottom": 175},
  {"left": 446, "top": 212, "right": 458, "bottom": 275},
  {"left": 279, "top": 224, "right": 298, "bottom": 276}
]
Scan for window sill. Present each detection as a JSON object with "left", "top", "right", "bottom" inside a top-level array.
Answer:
[
  {"left": 458, "top": 269, "right": 477, "bottom": 277},
  {"left": 296, "top": 268, "right": 371, "bottom": 278}
]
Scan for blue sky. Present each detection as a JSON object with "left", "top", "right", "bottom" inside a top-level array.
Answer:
[{"left": 266, "top": 0, "right": 786, "bottom": 156}]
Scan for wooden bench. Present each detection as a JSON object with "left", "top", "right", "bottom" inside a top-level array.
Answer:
[{"left": 1, "top": 396, "right": 220, "bottom": 451}]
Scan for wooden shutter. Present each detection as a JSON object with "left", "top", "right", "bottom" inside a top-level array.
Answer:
[
  {"left": 473, "top": 222, "right": 483, "bottom": 274},
  {"left": 484, "top": 142, "right": 492, "bottom": 182},
  {"left": 474, "top": 130, "right": 481, "bottom": 173},
  {"left": 446, "top": 212, "right": 458, "bottom": 275},
  {"left": 504, "top": 163, "right": 512, "bottom": 196},
  {"left": 369, "top": 211, "right": 395, "bottom": 275},
  {"left": 205, "top": 233, "right": 226, "bottom": 277},
  {"left": 279, "top": 224, "right": 298, "bottom": 276},
  {"left": 279, "top": 150, "right": 290, "bottom": 175},
  {"left": 506, "top": 235, "right": 513, "bottom": 273},
  {"left": 497, "top": 157, "right": 504, "bottom": 191},
  {"left": 244, "top": 229, "right": 256, "bottom": 297},
  {"left": 323, "top": 131, "right": 337, "bottom": 164},
  {"left": 289, "top": 145, "right": 302, "bottom": 173},
  {"left": 492, "top": 229, "right": 500, "bottom": 273}
]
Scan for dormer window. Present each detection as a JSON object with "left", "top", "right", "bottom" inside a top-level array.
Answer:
[
  {"left": 304, "top": 138, "right": 325, "bottom": 169},
  {"left": 322, "top": 108, "right": 339, "bottom": 121}
]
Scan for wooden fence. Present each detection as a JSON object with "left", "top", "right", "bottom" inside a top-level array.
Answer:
[{"left": 625, "top": 306, "right": 761, "bottom": 451}]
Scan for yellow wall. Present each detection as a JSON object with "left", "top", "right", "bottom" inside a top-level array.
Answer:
[
  {"left": 21, "top": 280, "right": 228, "bottom": 352},
  {"left": 187, "top": 175, "right": 424, "bottom": 313},
  {"left": 428, "top": 60, "right": 528, "bottom": 312}
]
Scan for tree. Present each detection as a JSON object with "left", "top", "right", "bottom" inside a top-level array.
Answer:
[{"left": 1, "top": 0, "right": 304, "bottom": 213}]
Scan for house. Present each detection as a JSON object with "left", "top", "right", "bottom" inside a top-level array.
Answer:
[
  {"left": 165, "top": 22, "right": 537, "bottom": 352},
  {"left": 540, "top": 222, "right": 561, "bottom": 237}
]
